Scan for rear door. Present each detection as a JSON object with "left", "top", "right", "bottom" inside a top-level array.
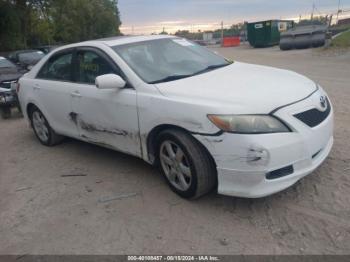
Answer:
[
  {"left": 35, "top": 49, "right": 78, "bottom": 137},
  {"left": 70, "top": 47, "right": 141, "bottom": 156}
]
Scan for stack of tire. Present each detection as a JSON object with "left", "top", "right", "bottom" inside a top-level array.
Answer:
[{"left": 280, "top": 25, "right": 329, "bottom": 50}]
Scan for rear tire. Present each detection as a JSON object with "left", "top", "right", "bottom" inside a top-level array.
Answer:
[
  {"left": 156, "top": 129, "right": 216, "bottom": 199},
  {"left": 29, "top": 106, "right": 63, "bottom": 146}
]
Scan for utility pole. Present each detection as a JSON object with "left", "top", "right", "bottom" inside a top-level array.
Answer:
[
  {"left": 328, "top": 14, "right": 333, "bottom": 27},
  {"left": 221, "top": 21, "right": 224, "bottom": 46},
  {"left": 311, "top": 2, "right": 315, "bottom": 20},
  {"left": 336, "top": 0, "right": 341, "bottom": 25}
]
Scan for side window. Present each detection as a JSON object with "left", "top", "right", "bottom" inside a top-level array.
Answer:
[
  {"left": 77, "top": 51, "right": 115, "bottom": 84},
  {"left": 8, "top": 53, "right": 17, "bottom": 63},
  {"left": 37, "top": 52, "right": 73, "bottom": 81}
]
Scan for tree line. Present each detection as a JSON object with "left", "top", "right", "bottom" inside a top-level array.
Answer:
[{"left": 0, "top": 0, "right": 122, "bottom": 51}]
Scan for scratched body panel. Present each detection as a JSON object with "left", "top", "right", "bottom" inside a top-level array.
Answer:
[{"left": 70, "top": 83, "right": 140, "bottom": 156}]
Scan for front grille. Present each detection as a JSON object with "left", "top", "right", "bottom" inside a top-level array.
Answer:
[{"left": 293, "top": 97, "right": 331, "bottom": 127}]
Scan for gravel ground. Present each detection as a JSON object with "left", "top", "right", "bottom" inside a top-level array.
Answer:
[{"left": 0, "top": 45, "right": 349, "bottom": 255}]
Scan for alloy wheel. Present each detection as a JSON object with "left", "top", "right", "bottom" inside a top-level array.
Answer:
[
  {"left": 160, "top": 140, "right": 192, "bottom": 191},
  {"left": 32, "top": 111, "right": 49, "bottom": 142}
]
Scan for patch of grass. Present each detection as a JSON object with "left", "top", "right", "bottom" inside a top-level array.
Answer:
[{"left": 331, "top": 30, "right": 350, "bottom": 48}]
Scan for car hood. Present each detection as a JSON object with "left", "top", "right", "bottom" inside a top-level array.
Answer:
[
  {"left": 155, "top": 62, "right": 317, "bottom": 114},
  {"left": 0, "top": 69, "right": 23, "bottom": 83}
]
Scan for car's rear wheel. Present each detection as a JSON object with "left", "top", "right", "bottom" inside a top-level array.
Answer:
[
  {"left": 157, "top": 129, "right": 216, "bottom": 199},
  {"left": 29, "top": 107, "right": 63, "bottom": 146}
]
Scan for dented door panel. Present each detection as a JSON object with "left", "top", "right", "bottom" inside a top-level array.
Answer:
[{"left": 70, "top": 83, "right": 141, "bottom": 156}]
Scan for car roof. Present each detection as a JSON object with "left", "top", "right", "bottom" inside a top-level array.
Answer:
[
  {"left": 85, "top": 34, "right": 175, "bottom": 47},
  {"left": 0, "top": 56, "right": 12, "bottom": 61},
  {"left": 0, "top": 57, "right": 13, "bottom": 63},
  {"left": 45, "top": 35, "right": 178, "bottom": 54}
]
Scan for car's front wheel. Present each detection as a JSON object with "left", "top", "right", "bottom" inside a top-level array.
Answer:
[
  {"left": 29, "top": 107, "right": 63, "bottom": 146},
  {"left": 157, "top": 129, "right": 216, "bottom": 199}
]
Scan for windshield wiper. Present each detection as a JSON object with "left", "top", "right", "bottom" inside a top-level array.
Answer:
[
  {"left": 149, "top": 74, "right": 192, "bottom": 84},
  {"left": 149, "top": 63, "right": 231, "bottom": 84},
  {"left": 192, "top": 63, "right": 230, "bottom": 76}
]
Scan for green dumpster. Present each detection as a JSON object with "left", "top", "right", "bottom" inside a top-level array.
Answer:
[{"left": 248, "top": 20, "right": 294, "bottom": 48}]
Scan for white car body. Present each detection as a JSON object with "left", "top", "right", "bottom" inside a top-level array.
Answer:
[{"left": 18, "top": 35, "right": 333, "bottom": 198}]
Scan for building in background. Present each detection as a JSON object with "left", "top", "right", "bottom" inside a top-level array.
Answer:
[
  {"left": 337, "top": 18, "right": 350, "bottom": 25},
  {"left": 202, "top": 32, "right": 213, "bottom": 42}
]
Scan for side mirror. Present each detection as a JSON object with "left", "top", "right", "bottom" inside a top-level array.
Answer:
[
  {"left": 26, "top": 65, "right": 34, "bottom": 71},
  {"left": 95, "top": 74, "right": 126, "bottom": 90}
]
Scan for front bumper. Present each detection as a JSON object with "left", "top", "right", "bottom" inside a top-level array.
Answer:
[
  {"left": 195, "top": 89, "right": 334, "bottom": 198},
  {"left": 215, "top": 135, "right": 332, "bottom": 198},
  {"left": 0, "top": 86, "right": 19, "bottom": 108}
]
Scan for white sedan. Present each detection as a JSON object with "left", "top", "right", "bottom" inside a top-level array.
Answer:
[{"left": 17, "top": 35, "right": 333, "bottom": 199}]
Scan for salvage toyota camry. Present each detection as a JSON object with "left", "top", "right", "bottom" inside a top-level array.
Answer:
[{"left": 17, "top": 35, "right": 333, "bottom": 199}]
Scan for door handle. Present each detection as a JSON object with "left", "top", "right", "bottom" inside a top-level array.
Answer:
[
  {"left": 70, "top": 91, "right": 82, "bottom": 98},
  {"left": 33, "top": 84, "right": 41, "bottom": 90}
]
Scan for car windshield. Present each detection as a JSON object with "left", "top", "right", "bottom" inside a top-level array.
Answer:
[
  {"left": 112, "top": 38, "right": 231, "bottom": 84},
  {"left": 0, "top": 57, "right": 16, "bottom": 68},
  {"left": 18, "top": 51, "right": 45, "bottom": 63}
]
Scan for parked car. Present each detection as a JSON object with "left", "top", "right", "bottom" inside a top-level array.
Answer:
[
  {"left": 0, "top": 56, "right": 24, "bottom": 118},
  {"left": 7, "top": 50, "right": 45, "bottom": 70},
  {"left": 35, "top": 45, "right": 60, "bottom": 54},
  {"left": 17, "top": 35, "right": 333, "bottom": 199}
]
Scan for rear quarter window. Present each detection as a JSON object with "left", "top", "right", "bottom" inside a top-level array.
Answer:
[{"left": 37, "top": 52, "right": 73, "bottom": 81}]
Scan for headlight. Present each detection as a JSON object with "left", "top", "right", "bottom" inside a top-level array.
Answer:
[
  {"left": 207, "top": 114, "right": 290, "bottom": 134},
  {"left": 0, "top": 95, "right": 6, "bottom": 103}
]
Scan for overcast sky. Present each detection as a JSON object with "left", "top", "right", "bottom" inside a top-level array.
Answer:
[{"left": 118, "top": 0, "right": 350, "bottom": 34}]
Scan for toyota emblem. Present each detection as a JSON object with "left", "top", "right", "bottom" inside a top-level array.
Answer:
[{"left": 320, "top": 96, "right": 327, "bottom": 109}]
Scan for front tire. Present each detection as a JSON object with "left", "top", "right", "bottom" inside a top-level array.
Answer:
[
  {"left": 157, "top": 129, "right": 216, "bottom": 199},
  {"left": 29, "top": 107, "right": 63, "bottom": 146}
]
